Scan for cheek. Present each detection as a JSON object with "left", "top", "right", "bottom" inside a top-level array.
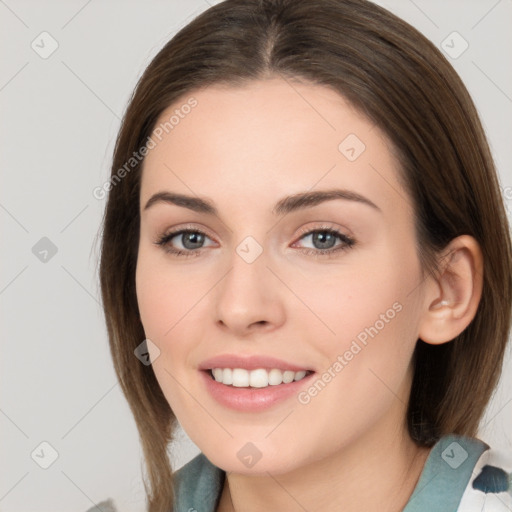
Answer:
[
  {"left": 135, "top": 262, "right": 170, "bottom": 340},
  {"left": 135, "top": 247, "right": 213, "bottom": 400},
  {"left": 289, "top": 258, "right": 414, "bottom": 351},
  {"left": 135, "top": 245, "right": 197, "bottom": 340},
  {"left": 287, "top": 269, "right": 419, "bottom": 453},
  {"left": 287, "top": 252, "right": 422, "bottom": 417},
  {"left": 135, "top": 250, "right": 200, "bottom": 412}
]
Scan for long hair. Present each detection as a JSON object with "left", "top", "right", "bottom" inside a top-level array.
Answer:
[{"left": 98, "top": 1, "right": 512, "bottom": 509}]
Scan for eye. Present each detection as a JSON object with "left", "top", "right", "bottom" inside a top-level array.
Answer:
[
  {"left": 155, "top": 227, "right": 215, "bottom": 258},
  {"left": 292, "top": 226, "right": 356, "bottom": 258},
  {"left": 154, "top": 224, "right": 356, "bottom": 258}
]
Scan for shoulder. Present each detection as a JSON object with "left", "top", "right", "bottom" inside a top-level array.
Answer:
[
  {"left": 405, "top": 433, "right": 512, "bottom": 512},
  {"left": 172, "top": 452, "right": 225, "bottom": 512}
]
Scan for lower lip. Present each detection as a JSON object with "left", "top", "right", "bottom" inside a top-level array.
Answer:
[{"left": 200, "top": 370, "right": 315, "bottom": 412}]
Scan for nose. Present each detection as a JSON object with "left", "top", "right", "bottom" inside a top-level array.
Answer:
[{"left": 214, "top": 245, "right": 286, "bottom": 337}]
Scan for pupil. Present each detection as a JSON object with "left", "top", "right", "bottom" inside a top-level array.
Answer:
[
  {"left": 313, "top": 231, "right": 335, "bottom": 250},
  {"left": 183, "top": 232, "right": 204, "bottom": 249}
]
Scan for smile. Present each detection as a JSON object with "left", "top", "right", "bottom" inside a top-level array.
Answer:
[{"left": 210, "top": 368, "right": 313, "bottom": 388}]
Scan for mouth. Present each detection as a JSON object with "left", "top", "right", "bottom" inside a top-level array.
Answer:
[{"left": 204, "top": 368, "right": 315, "bottom": 388}]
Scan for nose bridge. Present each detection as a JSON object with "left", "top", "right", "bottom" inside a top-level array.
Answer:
[
  {"left": 221, "top": 235, "right": 270, "bottom": 303},
  {"left": 214, "top": 234, "right": 284, "bottom": 332}
]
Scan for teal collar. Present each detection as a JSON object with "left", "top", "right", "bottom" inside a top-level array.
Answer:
[{"left": 403, "top": 434, "right": 488, "bottom": 511}]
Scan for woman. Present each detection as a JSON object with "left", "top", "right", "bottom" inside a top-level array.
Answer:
[{"left": 99, "top": 0, "right": 512, "bottom": 510}]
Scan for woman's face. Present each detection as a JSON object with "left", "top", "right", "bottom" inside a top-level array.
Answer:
[{"left": 136, "top": 77, "right": 427, "bottom": 474}]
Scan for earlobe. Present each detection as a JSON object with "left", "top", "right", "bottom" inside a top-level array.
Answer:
[{"left": 418, "top": 235, "right": 484, "bottom": 345}]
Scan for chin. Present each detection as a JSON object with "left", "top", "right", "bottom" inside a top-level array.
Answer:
[{"left": 203, "top": 445, "right": 303, "bottom": 476}]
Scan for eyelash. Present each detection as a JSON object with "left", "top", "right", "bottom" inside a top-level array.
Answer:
[{"left": 154, "top": 225, "right": 356, "bottom": 259}]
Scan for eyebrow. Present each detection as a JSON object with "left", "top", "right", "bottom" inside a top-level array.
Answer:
[{"left": 143, "top": 188, "right": 381, "bottom": 216}]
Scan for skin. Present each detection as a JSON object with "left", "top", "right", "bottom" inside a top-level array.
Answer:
[{"left": 135, "top": 77, "right": 483, "bottom": 512}]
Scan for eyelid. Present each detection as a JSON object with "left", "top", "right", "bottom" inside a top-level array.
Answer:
[
  {"left": 292, "top": 222, "right": 351, "bottom": 242},
  {"left": 159, "top": 223, "right": 218, "bottom": 242}
]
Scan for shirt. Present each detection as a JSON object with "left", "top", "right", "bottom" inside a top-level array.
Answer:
[{"left": 171, "top": 434, "right": 512, "bottom": 512}]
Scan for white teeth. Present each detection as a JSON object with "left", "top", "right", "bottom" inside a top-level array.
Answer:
[
  {"left": 283, "top": 370, "right": 295, "bottom": 384},
  {"left": 268, "top": 368, "right": 283, "bottom": 385},
  {"left": 223, "top": 368, "right": 233, "bottom": 385},
  {"left": 232, "top": 368, "right": 249, "bottom": 387},
  {"left": 210, "top": 368, "right": 310, "bottom": 387},
  {"left": 249, "top": 369, "right": 268, "bottom": 388}
]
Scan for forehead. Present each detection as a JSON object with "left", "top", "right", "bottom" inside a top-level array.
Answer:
[{"left": 140, "top": 78, "right": 412, "bottom": 222}]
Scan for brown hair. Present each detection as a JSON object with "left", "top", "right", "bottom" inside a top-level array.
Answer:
[{"left": 98, "top": 0, "right": 512, "bottom": 510}]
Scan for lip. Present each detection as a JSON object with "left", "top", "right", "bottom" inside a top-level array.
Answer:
[
  {"left": 200, "top": 369, "right": 315, "bottom": 412},
  {"left": 198, "top": 354, "right": 313, "bottom": 372}
]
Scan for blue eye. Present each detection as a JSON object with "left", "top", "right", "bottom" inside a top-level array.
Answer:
[
  {"left": 293, "top": 228, "right": 356, "bottom": 257},
  {"left": 155, "top": 226, "right": 356, "bottom": 258},
  {"left": 155, "top": 228, "right": 214, "bottom": 258}
]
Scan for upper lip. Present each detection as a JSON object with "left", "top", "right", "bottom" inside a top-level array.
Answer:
[{"left": 198, "top": 354, "right": 314, "bottom": 372}]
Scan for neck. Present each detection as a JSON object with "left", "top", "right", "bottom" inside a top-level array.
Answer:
[{"left": 217, "top": 426, "right": 432, "bottom": 512}]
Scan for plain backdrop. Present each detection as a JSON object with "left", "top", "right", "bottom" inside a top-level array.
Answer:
[{"left": 1, "top": 1, "right": 511, "bottom": 511}]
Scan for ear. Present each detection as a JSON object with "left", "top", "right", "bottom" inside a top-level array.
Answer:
[{"left": 418, "top": 235, "right": 484, "bottom": 345}]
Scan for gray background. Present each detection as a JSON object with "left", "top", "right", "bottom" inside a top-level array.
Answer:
[{"left": 1, "top": 1, "right": 511, "bottom": 511}]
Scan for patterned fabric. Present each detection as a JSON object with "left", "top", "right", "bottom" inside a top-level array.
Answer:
[{"left": 458, "top": 442, "right": 512, "bottom": 511}]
